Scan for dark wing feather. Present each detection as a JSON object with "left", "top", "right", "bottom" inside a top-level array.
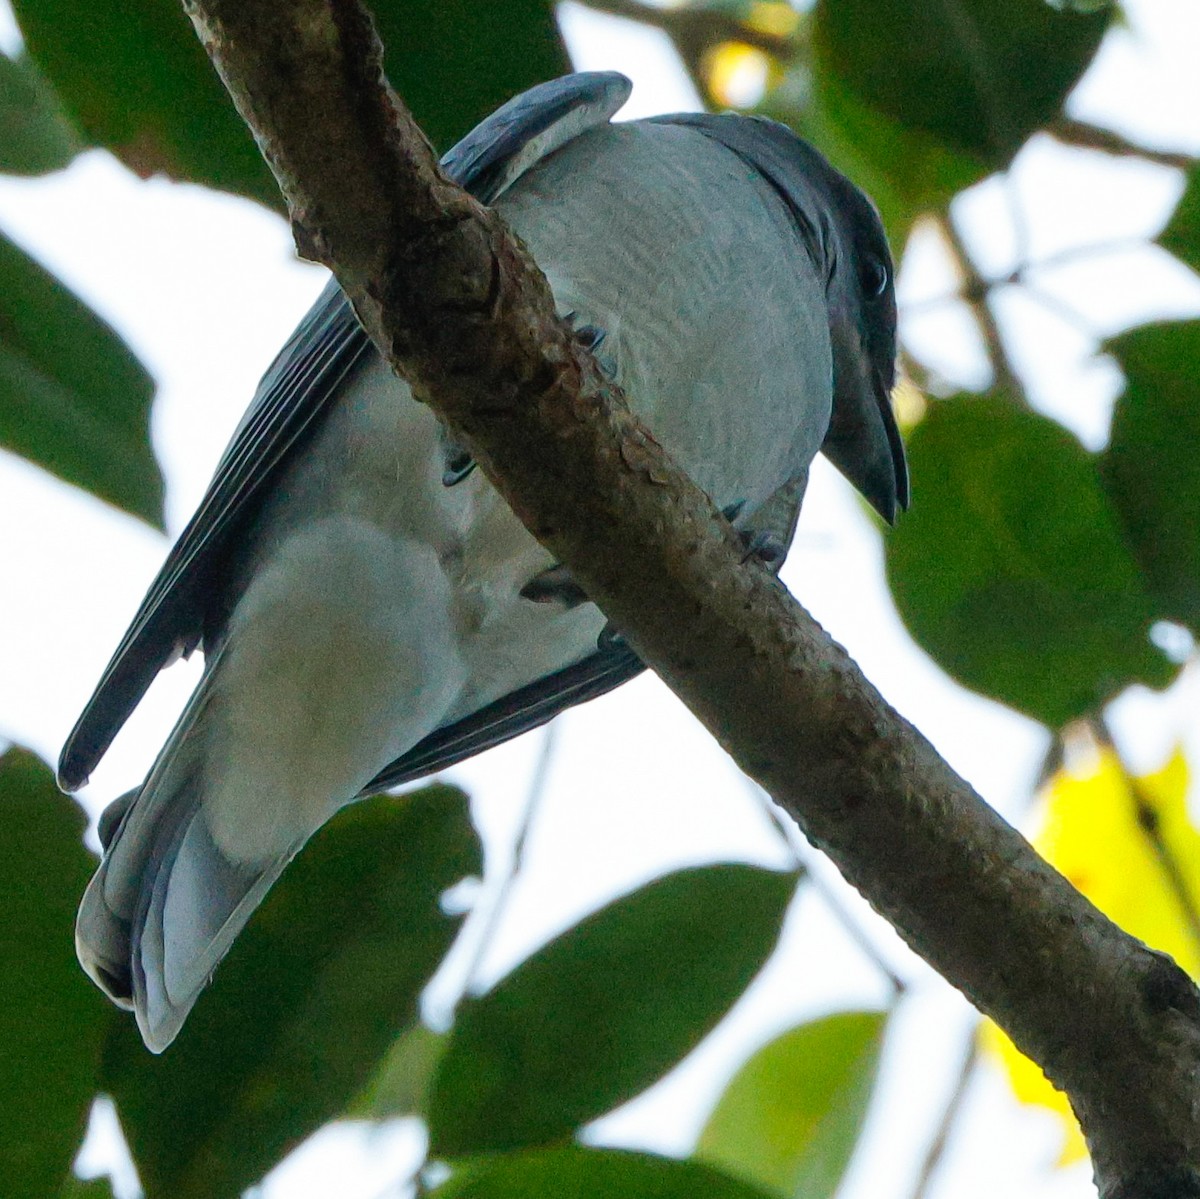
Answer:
[
  {"left": 59, "top": 71, "right": 633, "bottom": 791},
  {"left": 59, "top": 289, "right": 367, "bottom": 789},
  {"left": 363, "top": 642, "right": 644, "bottom": 792}
]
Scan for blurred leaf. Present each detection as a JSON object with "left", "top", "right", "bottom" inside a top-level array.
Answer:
[
  {"left": 371, "top": 0, "right": 569, "bottom": 151},
  {"left": 349, "top": 1021, "right": 447, "bottom": 1120},
  {"left": 812, "top": 0, "right": 1110, "bottom": 165},
  {"left": 428, "top": 865, "right": 798, "bottom": 1157},
  {"left": 1037, "top": 745, "right": 1200, "bottom": 979},
  {"left": 885, "top": 395, "right": 1174, "bottom": 727},
  {"left": 769, "top": 66, "right": 983, "bottom": 247},
  {"left": 60, "top": 1177, "right": 118, "bottom": 1199},
  {"left": 0, "top": 749, "right": 111, "bottom": 1199},
  {"left": 11, "top": 0, "right": 567, "bottom": 207},
  {"left": 431, "top": 1146, "right": 779, "bottom": 1199},
  {"left": 103, "top": 785, "right": 480, "bottom": 1199},
  {"left": 982, "top": 745, "right": 1198, "bottom": 1164},
  {"left": 11, "top": 0, "right": 281, "bottom": 208},
  {"left": 0, "top": 229, "right": 162, "bottom": 525},
  {"left": 1159, "top": 166, "right": 1200, "bottom": 276},
  {"left": 696, "top": 1010, "right": 887, "bottom": 1199},
  {"left": 1101, "top": 322, "right": 1200, "bottom": 628},
  {"left": 742, "top": 2, "right": 802, "bottom": 39},
  {"left": 0, "top": 50, "right": 82, "bottom": 174}
]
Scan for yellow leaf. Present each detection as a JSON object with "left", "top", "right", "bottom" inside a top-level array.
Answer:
[
  {"left": 982, "top": 745, "right": 1197, "bottom": 1165},
  {"left": 1038, "top": 746, "right": 1198, "bottom": 973}
]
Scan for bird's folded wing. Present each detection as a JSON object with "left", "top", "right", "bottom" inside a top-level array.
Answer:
[
  {"left": 363, "top": 641, "right": 645, "bottom": 792},
  {"left": 58, "top": 71, "right": 633, "bottom": 791}
]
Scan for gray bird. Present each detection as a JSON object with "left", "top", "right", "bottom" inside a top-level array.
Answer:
[{"left": 59, "top": 72, "right": 907, "bottom": 1051}]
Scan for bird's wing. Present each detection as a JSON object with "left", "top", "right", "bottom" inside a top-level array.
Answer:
[
  {"left": 363, "top": 640, "right": 644, "bottom": 792},
  {"left": 58, "top": 72, "right": 633, "bottom": 791},
  {"left": 647, "top": 112, "right": 908, "bottom": 522}
]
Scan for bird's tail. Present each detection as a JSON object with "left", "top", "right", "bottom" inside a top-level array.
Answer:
[{"left": 76, "top": 681, "right": 299, "bottom": 1053}]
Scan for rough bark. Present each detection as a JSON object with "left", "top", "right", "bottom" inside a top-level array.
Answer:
[{"left": 180, "top": 1, "right": 1200, "bottom": 1192}]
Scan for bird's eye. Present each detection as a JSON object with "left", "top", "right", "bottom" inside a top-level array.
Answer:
[{"left": 860, "top": 256, "right": 889, "bottom": 299}]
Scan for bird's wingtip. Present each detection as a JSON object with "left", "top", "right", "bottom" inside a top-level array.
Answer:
[{"left": 57, "top": 744, "right": 87, "bottom": 793}]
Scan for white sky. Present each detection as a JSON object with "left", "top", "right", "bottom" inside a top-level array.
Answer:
[{"left": 2, "top": 2, "right": 1200, "bottom": 1197}]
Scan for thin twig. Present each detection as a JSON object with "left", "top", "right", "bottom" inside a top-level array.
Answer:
[
  {"left": 1020, "top": 284, "right": 1101, "bottom": 341},
  {"left": 459, "top": 724, "right": 559, "bottom": 999},
  {"left": 1093, "top": 717, "right": 1200, "bottom": 957},
  {"left": 396, "top": 734, "right": 556, "bottom": 1193},
  {"left": 909, "top": 1033, "right": 981, "bottom": 1199},
  {"left": 938, "top": 212, "right": 1024, "bottom": 397},
  {"left": 900, "top": 235, "right": 1149, "bottom": 321},
  {"left": 572, "top": 0, "right": 798, "bottom": 57},
  {"left": 1001, "top": 171, "right": 1033, "bottom": 282},
  {"left": 1049, "top": 116, "right": 1195, "bottom": 172}
]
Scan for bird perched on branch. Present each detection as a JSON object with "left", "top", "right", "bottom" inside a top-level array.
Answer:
[{"left": 59, "top": 71, "right": 907, "bottom": 1051}]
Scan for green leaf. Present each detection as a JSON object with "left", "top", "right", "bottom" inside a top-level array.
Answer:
[
  {"left": 428, "top": 865, "right": 798, "bottom": 1157},
  {"left": 0, "top": 228, "right": 162, "bottom": 525},
  {"left": 0, "top": 749, "right": 112, "bottom": 1199},
  {"left": 11, "top": 0, "right": 281, "bottom": 208},
  {"left": 60, "top": 1177, "right": 118, "bottom": 1199},
  {"left": 1101, "top": 322, "right": 1200, "bottom": 629},
  {"left": 371, "top": 0, "right": 569, "bottom": 152},
  {"left": 349, "top": 1021, "right": 448, "bottom": 1120},
  {"left": 1159, "top": 166, "right": 1200, "bottom": 276},
  {"left": 102, "top": 784, "right": 481, "bottom": 1199},
  {"left": 11, "top": 0, "right": 568, "bottom": 206},
  {"left": 885, "top": 395, "right": 1174, "bottom": 727},
  {"left": 0, "top": 50, "right": 82, "bottom": 175},
  {"left": 431, "top": 1146, "right": 779, "bottom": 1199},
  {"left": 696, "top": 1011, "right": 887, "bottom": 1199},
  {"left": 812, "top": 0, "right": 1110, "bottom": 165}
]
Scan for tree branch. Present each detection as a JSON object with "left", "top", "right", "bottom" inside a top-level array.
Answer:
[
  {"left": 180, "top": 2, "right": 1200, "bottom": 1193},
  {"left": 909, "top": 1032, "right": 979, "bottom": 1199},
  {"left": 1049, "top": 116, "right": 1194, "bottom": 172},
  {"left": 937, "top": 212, "right": 1025, "bottom": 399}
]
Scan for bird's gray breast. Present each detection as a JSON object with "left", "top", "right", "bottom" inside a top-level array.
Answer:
[{"left": 495, "top": 119, "right": 834, "bottom": 516}]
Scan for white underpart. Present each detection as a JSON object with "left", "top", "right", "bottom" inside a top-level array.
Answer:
[{"left": 202, "top": 518, "right": 467, "bottom": 863}]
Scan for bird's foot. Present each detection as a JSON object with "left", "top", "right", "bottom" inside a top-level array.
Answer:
[
  {"left": 439, "top": 424, "right": 476, "bottom": 487},
  {"left": 564, "top": 310, "right": 616, "bottom": 378},
  {"left": 722, "top": 500, "right": 786, "bottom": 571},
  {"left": 597, "top": 620, "right": 626, "bottom": 653},
  {"left": 738, "top": 529, "right": 787, "bottom": 571},
  {"left": 520, "top": 563, "right": 589, "bottom": 610}
]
